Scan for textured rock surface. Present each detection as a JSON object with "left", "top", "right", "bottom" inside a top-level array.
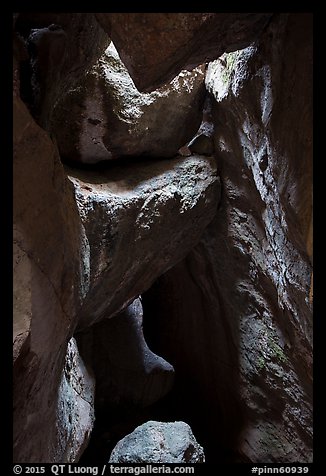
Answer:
[
  {"left": 14, "top": 13, "right": 108, "bottom": 128},
  {"left": 13, "top": 94, "right": 85, "bottom": 462},
  {"left": 95, "top": 13, "right": 272, "bottom": 91},
  {"left": 144, "top": 13, "right": 312, "bottom": 463},
  {"left": 13, "top": 10, "right": 312, "bottom": 466},
  {"left": 56, "top": 338, "right": 95, "bottom": 462},
  {"left": 77, "top": 298, "right": 174, "bottom": 409},
  {"left": 66, "top": 155, "right": 220, "bottom": 329},
  {"left": 109, "top": 421, "right": 205, "bottom": 463},
  {"left": 51, "top": 44, "right": 205, "bottom": 163}
]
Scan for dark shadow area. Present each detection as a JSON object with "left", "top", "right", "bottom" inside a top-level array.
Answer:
[
  {"left": 79, "top": 386, "right": 249, "bottom": 464},
  {"left": 18, "top": 58, "right": 34, "bottom": 114},
  {"left": 141, "top": 246, "right": 247, "bottom": 463},
  {"left": 80, "top": 226, "right": 247, "bottom": 463},
  {"left": 63, "top": 154, "right": 196, "bottom": 194},
  {"left": 79, "top": 404, "right": 152, "bottom": 464},
  {"left": 12, "top": 10, "right": 313, "bottom": 466},
  {"left": 63, "top": 152, "right": 180, "bottom": 171}
]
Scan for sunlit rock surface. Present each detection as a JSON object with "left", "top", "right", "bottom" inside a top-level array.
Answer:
[{"left": 51, "top": 44, "right": 206, "bottom": 163}]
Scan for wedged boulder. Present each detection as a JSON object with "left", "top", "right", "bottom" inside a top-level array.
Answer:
[
  {"left": 51, "top": 44, "right": 206, "bottom": 163},
  {"left": 66, "top": 154, "right": 220, "bottom": 329},
  {"left": 188, "top": 134, "right": 214, "bottom": 156},
  {"left": 13, "top": 94, "right": 85, "bottom": 462},
  {"left": 77, "top": 298, "right": 174, "bottom": 409},
  {"left": 186, "top": 96, "right": 215, "bottom": 156},
  {"left": 109, "top": 421, "right": 205, "bottom": 463},
  {"left": 56, "top": 338, "right": 95, "bottom": 462},
  {"left": 14, "top": 13, "right": 109, "bottom": 128},
  {"left": 95, "top": 13, "right": 272, "bottom": 91}
]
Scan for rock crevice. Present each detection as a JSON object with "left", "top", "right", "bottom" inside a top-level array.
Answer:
[{"left": 13, "top": 11, "right": 312, "bottom": 465}]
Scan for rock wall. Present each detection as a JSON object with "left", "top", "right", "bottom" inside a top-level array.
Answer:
[
  {"left": 143, "top": 13, "right": 312, "bottom": 463},
  {"left": 13, "top": 14, "right": 105, "bottom": 462},
  {"left": 13, "top": 94, "right": 84, "bottom": 462}
]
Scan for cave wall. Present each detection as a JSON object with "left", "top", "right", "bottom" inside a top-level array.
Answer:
[
  {"left": 13, "top": 93, "right": 86, "bottom": 462},
  {"left": 143, "top": 13, "right": 312, "bottom": 463},
  {"left": 210, "top": 13, "right": 313, "bottom": 461},
  {"left": 13, "top": 12, "right": 312, "bottom": 464}
]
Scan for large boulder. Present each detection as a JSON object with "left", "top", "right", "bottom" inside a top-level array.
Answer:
[
  {"left": 95, "top": 13, "right": 272, "bottom": 92},
  {"left": 77, "top": 298, "right": 174, "bottom": 409},
  {"left": 67, "top": 154, "right": 220, "bottom": 330},
  {"left": 109, "top": 421, "right": 205, "bottom": 463},
  {"left": 50, "top": 44, "right": 206, "bottom": 163}
]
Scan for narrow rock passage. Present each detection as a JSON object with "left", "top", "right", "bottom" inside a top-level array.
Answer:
[{"left": 13, "top": 12, "right": 312, "bottom": 464}]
